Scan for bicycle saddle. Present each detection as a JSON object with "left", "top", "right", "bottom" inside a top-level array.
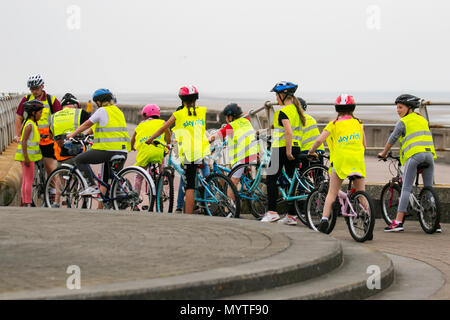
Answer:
[{"left": 348, "top": 173, "right": 363, "bottom": 181}]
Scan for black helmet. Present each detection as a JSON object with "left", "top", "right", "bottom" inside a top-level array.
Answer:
[
  {"left": 297, "top": 97, "right": 307, "bottom": 111},
  {"left": 395, "top": 94, "right": 421, "bottom": 109},
  {"left": 223, "top": 103, "right": 243, "bottom": 118},
  {"left": 23, "top": 99, "right": 44, "bottom": 114},
  {"left": 61, "top": 93, "right": 80, "bottom": 107},
  {"left": 271, "top": 81, "right": 298, "bottom": 95}
]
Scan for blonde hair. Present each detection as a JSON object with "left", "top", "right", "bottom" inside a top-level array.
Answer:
[{"left": 279, "top": 94, "right": 306, "bottom": 126}]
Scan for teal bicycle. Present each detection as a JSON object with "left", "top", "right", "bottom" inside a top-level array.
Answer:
[
  {"left": 228, "top": 135, "right": 329, "bottom": 223},
  {"left": 154, "top": 141, "right": 241, "bottom": 218}
]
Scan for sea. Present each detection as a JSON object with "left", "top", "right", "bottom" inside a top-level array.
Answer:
[{"left": 75, "top": 91, "right": 450, "bottom": 125}]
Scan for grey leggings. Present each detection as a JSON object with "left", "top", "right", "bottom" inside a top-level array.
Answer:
[{"left": 399, "top": 152, "right": 434, "bottom": 212}]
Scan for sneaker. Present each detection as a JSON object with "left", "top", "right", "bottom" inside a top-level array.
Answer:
[
  {"left": 78, "top": 186, "right": 100, "bottom": 196},
  {"left": 278, "top": 215, "right": 297, "bottom": 226},
  {"left": 175, "top": 208, "right": 183, "bottom": 213},
  {"left": 384, "top": 221, "right": 404, "bottom": 232},
  {"left": 261, "top": 211, "right": 280, "bottom": 222},
  {"left": 317, "top": 219, "right": 329, "bottom": 233},
  {"left": 436, "top": 223, "right": 442, "bottom": 233},
  {"left": 51, "top": 203, "right": 60, "bottom": 208}
]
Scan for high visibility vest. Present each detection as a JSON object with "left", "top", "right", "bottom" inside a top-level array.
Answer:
[
  {"left": 272, "top": 104, "right": 303, "bottom": 148},
  {"left": 91, "top": 105, "right": 131, "bottom": 152},
  {"left": 325, "top": 118, "right": 365, "bottom": 179},
  {"left": 228, "top": 118, "right": 259, "bottom": 166},
  {"left": 172, "top": 106, "right": 210, "bottom": 164},
  {"left": 301, "top": 113, "right": 325, "bottom": 152},
  {"left": 26, "top": 93, "right": 56, "bottom": 145},
  {"left": 15, "top": 119, "right": 42, "bottom": 162},
  {"left": 50, "top": 107, "right": 82, "bottom": 138},
  {"left": 134, "top": 118, "right": 165, "bottom": 166},
  {"left": 399, "top": 112, "right": 436, "bottom": 165}
]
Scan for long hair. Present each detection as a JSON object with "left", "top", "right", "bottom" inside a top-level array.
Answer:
[
  {"left": 182, "top": 96, "right": 197, "bottom": 116},
  {"left": 333, "top": 111, "right": 362, "bottom": 124},
  {"left": 280, "top": 94, "right": 306, "bottom": 126}
]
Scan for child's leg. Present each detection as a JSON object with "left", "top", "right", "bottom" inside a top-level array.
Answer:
[
  {"left": 322, "top": 170, "right": 343, "bottom": 219},
  {"left": 353, "top": 177, "right": 365, "bottom": 192},
  {"left": 134, "top": 165, "right": 146, "bottom": 193},
  {"left": 184, "top": 164, "right": 198, "bottom": 214},
  {"left": 176, "top": 176, "right": 185, "bottom": 210},
  {"left": 21, "top": 162, "right": 35, "bottom": 205}
]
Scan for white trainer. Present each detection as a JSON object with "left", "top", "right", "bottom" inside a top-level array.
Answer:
[
  {"left": 278, "top": 214, "right": 297, "bottom": 226},
  {"left": 261, "top": 211, "right": 280, "bottom": 222},
  {"left": 79, "top": 186, "right": 100, "bottom": 196}
]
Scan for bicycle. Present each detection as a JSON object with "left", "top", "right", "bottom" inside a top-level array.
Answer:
[
  {"left": 44, "top": 137, "right": 155, "bottom": 211},
  {"left": 148, "top": 161, "right": 174, "bottom": 213},
  {"left": 305, "top": 174, "right": 375, "bottom": 242},
  {"left": 31, "top": 159, "right": 46, "bottom": 207},
  {"left": 379, "top": 152, "right": 440, "bottom": 234},
  {"left": 153, "top": 141, "right": 240, "bottom": 218},
  {"left": 228, "top": 134, "right": 329, "bottom": 224}
]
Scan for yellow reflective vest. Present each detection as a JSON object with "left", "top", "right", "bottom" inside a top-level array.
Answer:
[
  {"left": 134, "top": 118, "right": 166, "bottom": 166},
  {"left": 91, "top": 105, "right": 131, "bottom": 152},
  {"left": 324, "top": 118, "right": 365, "bottom": 179},
  {"left": 26, "top": 93, "right": 56, "bottom": 145},
  {"left": 50, "top": 107, "right": 82, "bottom": 138},
  {"left": 302, "top": 113, "right": 325, "bottom": 152},
  {"left": 399, "top": 112, "right": 436, "bottom": 165},
  {"left": 272, "top": 104, "right": 303, "bottom": 148},
  {"left": 228, "top": 118, "right": 259, "bottom": 166},
  {"left": 15, "top": 119, "right": 42, "bottom": 162},
  {"left": 172, "top": 106, "right": 210, "bottom": 164}
]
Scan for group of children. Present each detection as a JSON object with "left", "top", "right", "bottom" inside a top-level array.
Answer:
[{"left": 16, "top": 82, "right": 438, "bottom": 234}]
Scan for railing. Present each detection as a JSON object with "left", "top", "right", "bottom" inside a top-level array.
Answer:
[{"left": 0, "top": 93, "right": 22, "bottom": 154}]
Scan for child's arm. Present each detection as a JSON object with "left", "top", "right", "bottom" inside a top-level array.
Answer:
[
  {"left": 21, "top": 124, "right": 32, "bottom": 167},
  {"left": 67, "top": 120, "right": 94, "bottom": 139},
  {"left": 281, "top": 119, "right": 294, "bottom": 160},
  {"left": 131, "top": 131, "right": 137, "bottom": 151},
  {"left": 308, "top": 130, "right": 330, "bottom": 156},
  {"left": 164, "top": 127, "right": 171, "bottom": 145},
  {"left": 146, "top": 115, "right": 175, "bottom": 145}
]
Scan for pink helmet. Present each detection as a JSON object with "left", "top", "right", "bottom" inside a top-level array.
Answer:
[
  {"left": 141, "top": 104, "right": 160, "bottom": 118},
  {"left": 178, "top": 85, "right": 199, "bottom": 100},
  {"left": 335, "top": 94, "right": 356, "bottom": 112}
]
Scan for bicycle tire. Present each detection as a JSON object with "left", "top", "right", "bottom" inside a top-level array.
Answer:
[
  {"left": 228, "top": 163, "right": 266, "bottom": 219},
  {"left": 44, "top": 166, "right": 91, "bottom": 209},
  {"left": 305, "top": 185, "right": 337, "bottom": 234},
  {"left": 203, "top": 173, "right": 241, "bottom": 218},
  {"left": 156, "top": 169, "right": 175, "bottom": 213},
  {"left": 346, "top": 191, "right": 375, "bottom": 242},
  {"left": 112, "top": 167, "right": 153, "bottom": 211},
  {"left": 418, "top": 186, "right": 440, "bottom": 234},
  {"left": 380, "top": 183, "right": 402, "bottom": 225},
  {"left": 294, "top": 164, "right": 329, "bottom": 226},
  {"left": 32, "top": 161, "right": 46, "bottom": 207}
]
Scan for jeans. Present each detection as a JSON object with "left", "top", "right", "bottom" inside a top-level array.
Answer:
[{"left": 176, "top": 163, "right": 210, "bottom": 209}]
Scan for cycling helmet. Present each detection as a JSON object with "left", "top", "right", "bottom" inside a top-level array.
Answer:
[
  {"left": 395, "top": 94, "right": 421, "bottom": 109},
  {"left": 27, "top": 74, "right": 44, "bottom": 88},
  {"left": 93, "top": 88, "right": 114, "bottom": 103},
  {"left": 271, "top": 81, "right": 298, "bottom": 95},
  {"left": 178, "top": 85, "right": 199, "bottom": 101},
  {"left": 223, "top": 103, "right": 243, "bottom": 118},
  {"left": 61, "top": 93, "right": 80, "bottom": 108},
  {"left": 23, "top": 99, "right": 44, "bottom": 114},
  {"left": 335, "top": 94, "right": 356, "bottom": 113},
  {"left": 297, "top": 97, "right": 308, "bottom": 111},
  {"left": 141, "top": 104, "right": 160, "bottom": 118}
]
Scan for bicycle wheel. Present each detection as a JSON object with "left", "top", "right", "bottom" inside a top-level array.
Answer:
[
  {"left": 203, "top": 173, "right": 241, "bottom": 218},
  {"left": 228, "top": 163, "right": 267, "bottom": 219},
  {"left": 112, "top": 167, "right": 153, "bottom": 211},
  {"left": 380, "top": 183, "right": 401, "bottom": 225},
  {"left": 155, "top": 169, "right": 174, "bottom": 213},
  {"left": 346, "top": 191, "right": 375, "bottom": 242},
  {"left": 32, "top": 161, "right": 46, "bottom": 207},
  {"left": 305, "top": 184, "right": 337, "bottom": 234},
  {"left": 418, "top": 186, "right": 440, "bottom": 234},
  {"left": 294, "top": 164, "right": 329, "bottom": 226},
  {"left": 44, "top": 167, "right": 91, "bottom": 209}
]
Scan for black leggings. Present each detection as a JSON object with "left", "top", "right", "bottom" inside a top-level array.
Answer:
[
  {"left": 267, "top": 147, "right": 300, "bottom": 213},
  {"left": 75, "top": 149, "right": 127, "bottom": 186}
]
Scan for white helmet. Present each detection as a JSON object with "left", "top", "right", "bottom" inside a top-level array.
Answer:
[{"left": 27, "top": 74, "right": 44, "bottom": 88}]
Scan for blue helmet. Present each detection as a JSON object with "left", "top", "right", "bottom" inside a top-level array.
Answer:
[
  {"left": 271, "top": 81, "right": 298, "bottom": 95},
  {"left": 93, "top": 88, "right": 114, "bottom": 103}
]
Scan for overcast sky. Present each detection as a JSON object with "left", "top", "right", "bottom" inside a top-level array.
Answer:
[{"left": 1, "top": 0, "right": 450, "bottom": 97}]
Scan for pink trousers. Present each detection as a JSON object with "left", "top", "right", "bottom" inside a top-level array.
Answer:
[{"left": 21, "top": 162, "right": 35, "bottom": 204}]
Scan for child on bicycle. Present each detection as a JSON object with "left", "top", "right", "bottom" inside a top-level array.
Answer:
[
  {"left": 208, "top": 103, "right": 259, "bottom": 187},
  {"left": 308, "top": 94, "right": 367, "bottom": 233},
  {"left": 14, "top": 100, "right": 44, "bottom": 207},
  {"left": 262, "top": 81, "right": 306, "bottom": 226},
  {"left": 131, "top": 104, "right": 171, "bottom": 193},
  {"left": 378, "top": 94, "right": 438, "bottom": 232},
  {"left": 146, "top": 85, "right": 210, "bottom": 214}
]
